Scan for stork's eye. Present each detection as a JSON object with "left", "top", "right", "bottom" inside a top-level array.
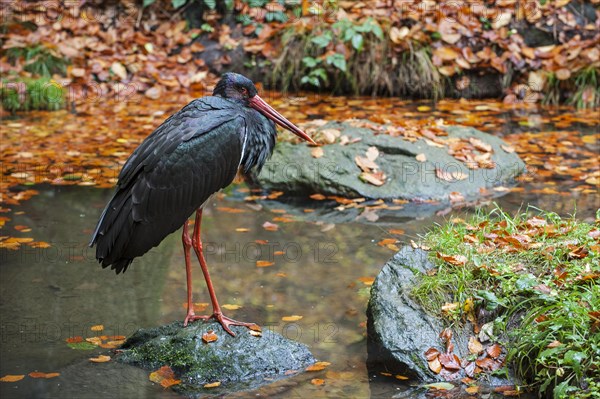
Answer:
[{"left": 239, "top": 87, "right": 248, "bottom": 96}]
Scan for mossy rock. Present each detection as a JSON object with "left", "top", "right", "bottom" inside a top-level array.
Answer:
[{"left": 117, "top": 321, "right": 315, "bottom": 395}]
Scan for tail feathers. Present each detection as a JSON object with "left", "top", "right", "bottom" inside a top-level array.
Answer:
[
  {"left": 100, "top": 257, "right": 133, "bottom": 274},
  {"left": 91, "top": 189, "right": 136, "bottom": 274}
]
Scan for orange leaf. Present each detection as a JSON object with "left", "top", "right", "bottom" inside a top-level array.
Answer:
[
  {"left": 0, "top": 375, "right": 25, "bottom": 382},
  {"left": 388, "top": 229, "right": 405, "bottom": 235},
  {"left": 204, "top": 381, "right": 221, "bottom": 388},
  {"left": 311, "top": 378, "right": 325, "bottom": 386},
  {"left": 29, "top": 372, "right": 60, "bottom": 379},
  {"left": 149, "top": 366, "right": 180, "bottom": 388},
  {"left": 468, "top": 337, "right": 484, "bottom": 355},
  {"left": 89, "top": 355, "right": 111, "bottom": 363},
  {"left": 90, "top": 324, "right": 104, "bottom": 331},
  {"left": 216, "top": 207, "right": 246, "bottom": 214},
  {"left": 256, "top": 260, "right": 274, "bottom": 267},
  {"left": 202, "top": 331, "right": 218, "bottom": 343},
  {"left": 377, "top": 238, "right": 397, "bottom": 246},
  {"left": 357, "top": 276, "right": 375, "bottom": 285},
  {"left": 306, "top": 361, "right": 331, "bottom": 371},
  {"left": 487, "top": 343, "right": 502, "bottom": 358},
  {"left": 438, "top": 353, "right": 461, "bottom": 371},
  {"left": 428, "top": 357, "right": 442, "bottom": 374}
]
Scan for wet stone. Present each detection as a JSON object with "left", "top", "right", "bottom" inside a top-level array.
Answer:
[
  {"left": 117, "top": 320, "right": 316, "bottom": 396},
  {"left": 256, "top": 121, "right": 525, "bottom": 201}
]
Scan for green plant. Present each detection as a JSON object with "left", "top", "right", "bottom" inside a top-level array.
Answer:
[
  {"left": 568, "top": 67, "right": 599, "bottom": 109},
  {"left": 1, "top": 77, "right": 66, "bottom": 112},
  {"left": 301, "top": 17, "right": 383, "bottom": 88},
  {"left": 543, "top": 72, "right": 561, "bottom": 106},
  {"left": 5, "top": 44, "right": 69, "bottom": 77},
  {"left": 412, "top": 207, "right": 600, "bottom": 397}
]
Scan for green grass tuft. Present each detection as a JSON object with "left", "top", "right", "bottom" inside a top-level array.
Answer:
[
  {"left": 412, "top": 207, "right": 600, "bottom": 398},
  {"left": 1, "top": 77, "right": 66, "bottom": 112}
]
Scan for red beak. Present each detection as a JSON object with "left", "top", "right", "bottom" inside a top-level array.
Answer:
[{"left": 249, "top": 95, "right": 317, "bottom": 145}]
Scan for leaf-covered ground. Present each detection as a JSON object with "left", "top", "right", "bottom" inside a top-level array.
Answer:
[{"left": 1, "top": 0, "right": 599, "bottom": 108}]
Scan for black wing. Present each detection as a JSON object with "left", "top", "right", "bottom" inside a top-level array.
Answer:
[{"left": 90, "top": 97, "right": 248, "bottom": 273}]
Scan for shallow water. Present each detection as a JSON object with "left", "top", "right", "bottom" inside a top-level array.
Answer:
[{"left": 1, "top": 96, "right": 598, "bottom": 398}]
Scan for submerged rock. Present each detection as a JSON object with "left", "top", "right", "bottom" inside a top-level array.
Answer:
[
  {"left": 117, "top": 321, "right": 315, "bottom": 396},
  {"left": 257, "top": 121, "right": 524, "bottom": 201}
]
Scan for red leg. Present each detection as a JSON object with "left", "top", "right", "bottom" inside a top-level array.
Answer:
[
  {"left": 190, "top": 209, "right": 258, "bottom": 336},
  {"left": 183, "top": 220, "right": 207, "bottom": 326}
]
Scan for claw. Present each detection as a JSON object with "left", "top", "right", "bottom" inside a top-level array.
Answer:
[
  {"left": 183, "top": 311, "right": 258, "bottom": 336},
  {"left": 183, "top": 311, "right": 209, "bottom": 327}
]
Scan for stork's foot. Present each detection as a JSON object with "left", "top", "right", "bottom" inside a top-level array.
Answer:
[
  {"left": 183, "top": 311, "right": 210, "bottom": 327},
  {"left": 212, "top": 312, "right": 259, "bottom": 337},
  {"left": 183, "top": 311, "right": 259, "bottom": 336}
]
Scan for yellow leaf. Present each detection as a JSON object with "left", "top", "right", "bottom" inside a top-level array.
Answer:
[
  {"left": 89, "top": 355, "right": 111, "bottom": 363},
  {"left": 90, "top": 325, "right": 104, "bottom": 331},
  {"left": 204, "top": 381, "right": 221, "bottom": 388},
  {"left": 282, "top": 315, "right": 303, "bottom": 322}
]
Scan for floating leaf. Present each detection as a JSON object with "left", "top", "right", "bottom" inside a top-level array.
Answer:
[
  {"left": 222, "top": 304, "right": 241, "bottom": 310},
  {"left": 256, "top": 260, "right": 274, "bottom": 267},
  {"left": 149, "top": 366, "right": 181, "bottom": 388},
  {"left": 0, "top": 375, "right": 25, "bottom": 382},
  {"left": 89, "top": 355, "right": 111, "bottom": 363},
  {"left": 306, "top": 361, "right": 331, "bottom": 371},
  {"left": 29, "top": 372, "right": 60, "bottom": 379},
  {"left": 282, "top": 315, "right": 303, "bottom": 322}
]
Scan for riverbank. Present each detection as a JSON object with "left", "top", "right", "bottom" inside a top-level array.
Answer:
[{"left": 1, "top": 1, "right": 599, "bottom": 113}]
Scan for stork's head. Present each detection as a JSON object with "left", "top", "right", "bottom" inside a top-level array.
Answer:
[{"left": 213, "top": 73, "right": 316, "bottom": 145}]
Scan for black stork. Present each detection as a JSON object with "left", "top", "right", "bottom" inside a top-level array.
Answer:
[{"left": 89, "top": 73, "right": 316, "bottom": 336}]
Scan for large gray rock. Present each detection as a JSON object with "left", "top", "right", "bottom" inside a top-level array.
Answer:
[
  {"left": 117, "top": 321, "right": 315, "bottom": 396},
  {"left": 257, "top": 121, "right": 525, "bottom": 201},
  {"left": 366, "top": 247, "right": 471, "bottom": 381},
  {"left": 367, "top": 246, "right": 517, "bottom": 389}
]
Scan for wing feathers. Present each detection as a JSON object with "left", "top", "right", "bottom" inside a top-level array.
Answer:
[{"left": 90, "top": 97, "right": 247, "bottom": 273}]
